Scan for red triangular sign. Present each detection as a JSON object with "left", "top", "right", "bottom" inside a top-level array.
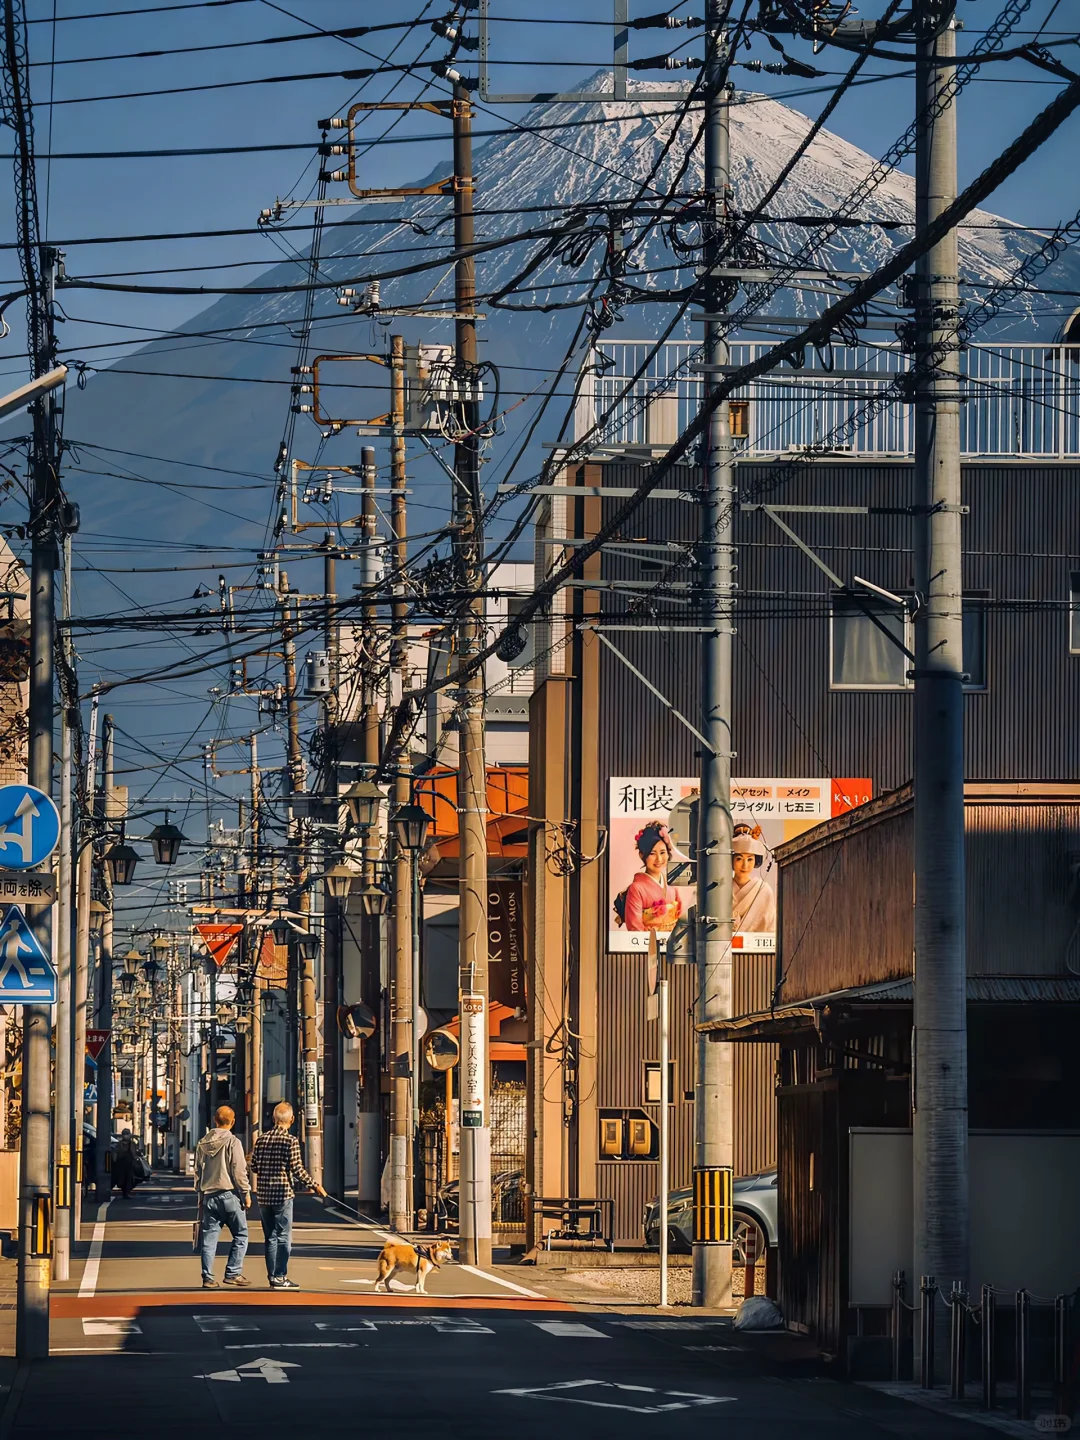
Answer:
[
  {"left": 195, "top": 922, "right": 243, "bottom": 969},
  {"left": 86, "top": 1028, "right": 109, "bottom": 1060}
]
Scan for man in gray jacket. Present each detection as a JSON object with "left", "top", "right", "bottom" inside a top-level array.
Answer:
[{"left": 195, "top": 1105, "right": 251, "bottom": 1289}]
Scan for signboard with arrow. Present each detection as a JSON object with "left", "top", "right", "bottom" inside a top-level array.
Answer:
[{"left": 0, "top": 785, "right": 60, "bottom": 871}]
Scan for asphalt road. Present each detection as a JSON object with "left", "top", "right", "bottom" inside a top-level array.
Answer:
[{"left": 0, "top": 1176, "right": 989, "bottom": 1439}]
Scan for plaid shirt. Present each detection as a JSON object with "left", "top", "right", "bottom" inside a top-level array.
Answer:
[{"left": 250, "top": 1128, "right": 317, "bottom": 1205}]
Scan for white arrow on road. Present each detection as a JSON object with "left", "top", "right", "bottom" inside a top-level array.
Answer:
[
  {"left": 196, "top": 1357, "right": 299, "bottom": 1385},
  {"left": 494, "top": 1380, "right": 736, "bottom": 1413}
]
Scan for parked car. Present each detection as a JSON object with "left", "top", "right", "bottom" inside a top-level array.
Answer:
[
  {"left": 435, "top": 1169, "right": 525, "bottom": 1228},
  {"left": 643, "top": 1168, "right": 778, "bottom": 1264}
]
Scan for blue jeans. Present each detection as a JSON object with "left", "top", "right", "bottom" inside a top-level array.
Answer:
[
  {"left": 200, "top": 1191, "right": 248, "bottom": 1280},
  {"left": 260, "top": 1199, "right": 293, "bottom": 1280}
]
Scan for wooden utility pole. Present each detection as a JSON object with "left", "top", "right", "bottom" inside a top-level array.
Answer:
[{"left": 452, "top": 84, "right": 491, "bottom": 1268}]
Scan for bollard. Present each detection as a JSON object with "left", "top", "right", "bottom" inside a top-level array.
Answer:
[
  {"left": 1015, "top": 1288, "right": 1030, "bottom": 1421},
  {"left": 892, "top": 1271, "right": 907, "bottom": 1383},
  {"left": 920, "top": 1275, "right": 937, "bottom": 1390},
  {"left": 1053, "top": 1293, "right": 1067, "bottom": 1414},
  {"left": 949, "top": 1282, "right": 968, "bottom": 1401},
  {"left": 981, "top": 1284, "right": 996, "bottom": 1411}
]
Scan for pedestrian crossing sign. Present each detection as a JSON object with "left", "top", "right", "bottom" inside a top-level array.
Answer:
[{"left": 0, "top": 904, "right": 56, "bottom": 1002}]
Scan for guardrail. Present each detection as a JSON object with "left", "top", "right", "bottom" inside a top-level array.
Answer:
[
  {"left": 574, "top": 341, "right": 1080, "bottom": 459},
  {"left": 892, "top": 1270, "right": 1079, "bottom": 1424}
]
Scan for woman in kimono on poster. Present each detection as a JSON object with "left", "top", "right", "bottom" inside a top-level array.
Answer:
[
  {"left": 616, "top": 822, "right": 683, "bottom": 932},
  {"left": 732, "top": 829, "right": 777, "bottom": 934}
]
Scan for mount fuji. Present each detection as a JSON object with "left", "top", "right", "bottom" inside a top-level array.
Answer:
[{"left": 39, "top": 78, "right": 1080, "bottom": 654}]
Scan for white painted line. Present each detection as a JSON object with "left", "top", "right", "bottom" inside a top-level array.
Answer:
[
  {"left": 455, "top": 1262, "right": 545, "bottom": 1299},
  {"left": 78, "top": 1202, "right": 110, "bottom": 1298},
  {"left": 196, "top": 1358, "right": 298, "bottom": 1385},
  {"left": 225, "top": 1343, "right": 358, "bottom": 1350},
  {"left": 82, "top": 1317, "right": 142, "bottom": 1336},
  {"left": 533, "top": 1320, "right": 609, "bottom": 1339},
  {"left": 194, "top": 1315, "right": 259, "bottom": 1333}
]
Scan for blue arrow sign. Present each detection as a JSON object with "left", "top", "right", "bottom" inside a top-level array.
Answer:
[
  {"left": 0, "top": 785, "right": 60, "bottom": 871},
  {"left": 0, "top": 905, "right": 56, "bottom": 1002}
]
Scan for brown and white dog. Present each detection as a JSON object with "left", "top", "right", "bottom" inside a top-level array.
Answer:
[{"left": 374, "top": 1238, "right": 454, "bottom": 1294}]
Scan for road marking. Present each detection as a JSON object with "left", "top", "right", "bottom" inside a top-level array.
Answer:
[
  {"left": 225, "top": 1343, "right": 358, "bottom": 1350},
  {"left": 194, "top": 1315, "right": 259, "bottom": 1333},
  {"left": 196, "top": 1357, "right": 297, "bottom": 1385},
  {"left": 494, "top": 1380, "right": 736, "bottom": 1413},
  {"left": 315, "top": 1317, "right": 495, "bottom": 1335},
  {"left": 533, "top": 1321, "right": 609, "bottom": 1339},
  {"left": 613, "top": 1321, "right": 727, "bottom": 1331},
  {"left": 82, "top": 1317, "right": 142, "bottom": 1336},
  {"left": 456, "top": 1262, "right": 545, "bottom": 1299},
  {"left": 78, "top": 1202, "right": 110, "bottom": 1298}
]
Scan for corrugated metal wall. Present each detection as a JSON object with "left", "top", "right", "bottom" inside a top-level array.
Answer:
[{"left": 734, "top": 954, "right": 779, "bottom": 1175}]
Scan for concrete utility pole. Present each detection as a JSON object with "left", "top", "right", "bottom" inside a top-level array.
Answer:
[
  {"left": 17, "top": 245, "right": 61, "bottom": 1358},
  {"left": 912, "top": 1, "right": 967, "bottom": 1370},
  {"left": 53, "top": 535, "right": 74, "bottom": 1281},
  {"left": 280, "top": 570, "right": 322, "bottom": 1182},
  {"left": 321, "top": 537, "right": 343, "bottom": 1197},
  {"left": 387, "top": 351, "right": 415, "bottom": 1233},
  {"left": 72, "top": 697, "right": 98, "bottom": 1236},
  {"left": 693, "top": 9, "right": 735, "bottom": 1310},
  {"left": 95, "top": 715, "right": 115, "bottom": 1204},
  {"left": 452, "top": 83, "right": 492, "bottom": 1268}
]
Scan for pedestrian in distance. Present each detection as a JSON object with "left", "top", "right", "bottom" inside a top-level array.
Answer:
[
  {"left": 250, "top": 1101, "right": 326, "bottom": 1290},
  {"left": 111, "top": 1129, "right": 139, "bottom": 1199},
  {"left": 194, "top": 1104, "right": 252, "bottom": 1289}
]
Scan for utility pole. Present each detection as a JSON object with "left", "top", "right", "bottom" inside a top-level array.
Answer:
[
  {"left": 17, "top": 244, "right": 60, "bottom": 1359},
  {"left": 387, "top": 352, "right": 414, "bottom": 1233},
  {"left": 53, "top": 534, "right": 74, "bottom": 1281},
  {"left": 321, "top": 536, "right": 343, "bottom": 1196},
  {"left": 280, "top": 569, "right": 321, "bottom": 1180},
  {"left": 247, "top": 731, "right": 263, "bottom": 1141},
  {"left": 452, "top": 83, "right": 491, "bottom": 1268},
  {"left": 72, "top": 697, "right": 98, "bottom": 1233},
  {"left": 94, "top": 714, "right": 115, "bottom": 1205},
  {"left": 693, "top": 8, "right": 735, "bottom": 1310},
  {"left": 912, "top": 1, "right": 967, "bottom": 1373}
]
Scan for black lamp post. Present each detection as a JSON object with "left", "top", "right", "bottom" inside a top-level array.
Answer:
[
  {"left": 141, "top": 956, "right": 163, "bottom": 988},
  {"left": 148, "top": 813, "right": 186, "bottom": 866},
  {"left": 342, "top": 779, "right": 384, "bottom": 831},
  {"left": 390, "top": 802, "right": 431, "bottom": 855},
  {"left": 104, "top": 838, "right": 140, "bottom": 888}
]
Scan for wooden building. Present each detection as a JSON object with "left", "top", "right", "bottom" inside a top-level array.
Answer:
[
  {"left": 525, "top": 451, "right": 1080, "bottom": 1247},
  {"left": 702, "top": 782, "right": 1080, "bottom": 1369}
]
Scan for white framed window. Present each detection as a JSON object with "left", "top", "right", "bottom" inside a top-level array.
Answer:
[
  {"left": 830, "top": 595, "right": 912, "bottom": 690},
  {"left": 1070, "top": 572, "right": 1080, "bottom": 654},
  {"left": 962, "top": 594, "right": 988, "bottom": 691}
]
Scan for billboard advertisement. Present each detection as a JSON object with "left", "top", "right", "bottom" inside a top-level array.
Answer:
[{"left": 608, "top": 776, "right": 872, "bottom": 953}]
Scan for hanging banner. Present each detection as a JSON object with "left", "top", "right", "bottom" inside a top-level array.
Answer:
[
  {"left": 460, "top": 993, "right": 486, "bottom": 1129},
  {"left": 607, "top": 776, "right": 872, "bottom": 954},
  {"left": 195, "top": 922, "right": 244, "bottom": 969},
  {"left": 85, "top": 1028, "right": 109, "bottom": 1061},
  {"left": 487, "top": 879, "right": 526, "bottom": 1014}
]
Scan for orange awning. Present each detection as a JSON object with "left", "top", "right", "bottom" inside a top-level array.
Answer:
[{"left": 414, "top": 766, "right": 528, "bottom": 859}]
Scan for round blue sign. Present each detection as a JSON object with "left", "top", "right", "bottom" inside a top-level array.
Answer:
[{"left": 0, "top": 785, "right": 61, "bottom": 870}]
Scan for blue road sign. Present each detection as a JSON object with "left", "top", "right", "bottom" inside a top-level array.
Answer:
[
  {"left": 0, "top": 904, "right": 56, "bottom": 1003},
  {"left": 0, "top": 785, "right": 60, "bottom": 871},
  {"left": 84, "top": 1084, "right": 98, "bottom": 1105}
]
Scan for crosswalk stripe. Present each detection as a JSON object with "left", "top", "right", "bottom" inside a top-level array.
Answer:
[{"left": 532, "top": 1320, "right": 609, "bottom": 1338}]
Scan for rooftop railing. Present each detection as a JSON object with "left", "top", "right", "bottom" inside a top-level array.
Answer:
[{"left": 573, "top": 340, "right": 1080, "bottom": 460}]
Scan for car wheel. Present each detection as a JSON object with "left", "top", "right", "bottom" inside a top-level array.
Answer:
[{"left": 732, "top": 1213, "right": 767, "bottom": 1269}]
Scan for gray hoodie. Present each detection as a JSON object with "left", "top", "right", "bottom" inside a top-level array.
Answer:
[{"left": 194, "top": 1128, "right": 250, "bottom": 1197}]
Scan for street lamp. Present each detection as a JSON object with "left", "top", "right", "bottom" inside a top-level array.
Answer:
[
  {"left": 360, "top": 884, "right": 390, "bottom": 918},
  {"left": 235, "top": 977, "right": 255, "bottom": 1010},
  {"left": 88, "top": 898, "right": 109, "bottom": 931},
  {"left": 342, "top": 779, "right": 384, "bottom": 831},
  {"left": 147, "top": 815, "right": 186, "bottom": 866},
  {"left": 295, "top": 930, "right": 320, "bottom": 963},
  {"left": 104, "top": 839, "right": 140, "bottom": 888},
  {"left": 391, "top": 802, "right": 431, "bottom": 854},
  {"left": 324, "top": 862, "right": 360, "bottom": 901},
  {"left": 140, "top": 955, "right": 163, "bottom": 988}
]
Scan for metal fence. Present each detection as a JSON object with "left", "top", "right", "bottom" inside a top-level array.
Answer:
[
  {"left": 891, "top": 1271, "right": 1079, "bottom": 1423},
  {"left": 574, "top": 341, "right": 1080, "bottom": 459}
]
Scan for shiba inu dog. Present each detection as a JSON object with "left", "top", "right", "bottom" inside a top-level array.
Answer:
[{"left": 374, "top": 1238, "right": 454, "bottom": 1294}]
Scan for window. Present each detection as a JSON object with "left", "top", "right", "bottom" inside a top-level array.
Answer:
[
  {"left": 644, "top": 1062, "right": 676, "bottom": 1105},
  {"left": 1070, "top": 572, "right": 1080, "bottom": 654},
  {"left": 962, "top": 594, "right": 987, "bottom": 691},
  {"left": 830, "top": 595, "right": 911, "bottom": 690}
]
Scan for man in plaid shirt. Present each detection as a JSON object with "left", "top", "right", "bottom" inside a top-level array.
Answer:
[{"left": 251, "top": 1101, "right": 325, "bottom": 1289}]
